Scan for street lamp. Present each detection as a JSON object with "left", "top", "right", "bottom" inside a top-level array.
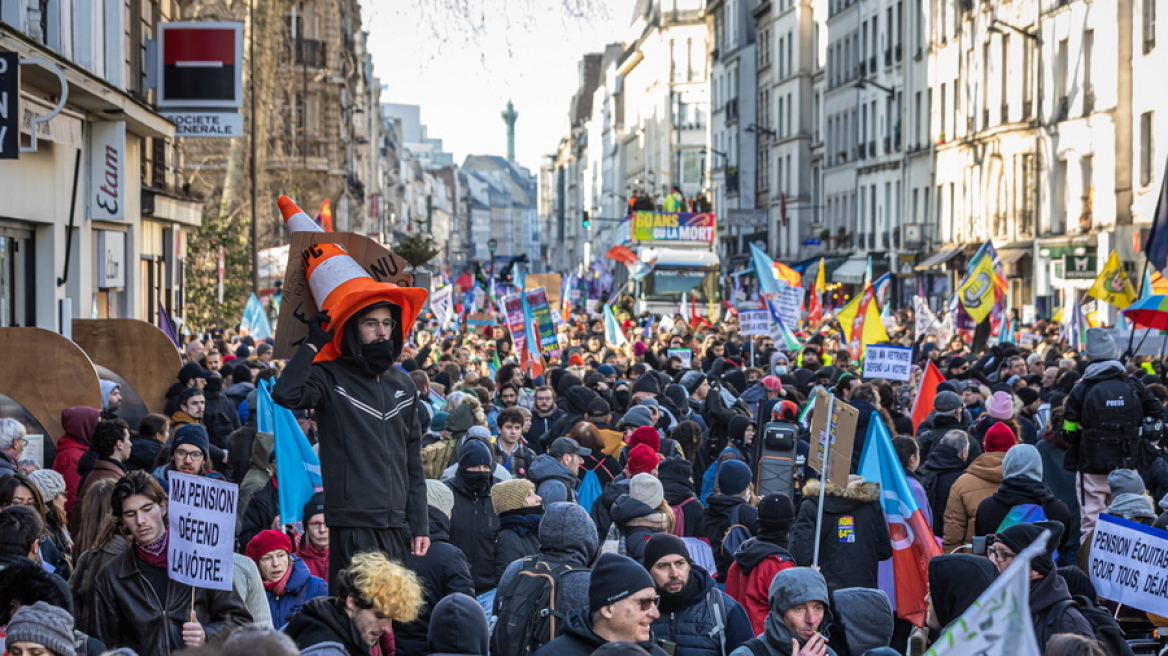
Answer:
[
  {"left": 745, "top": 123, "right": 778, "bottom": 139},
  {"left": 487, "top": 238, "right": 497, "bottom": 274},
  {"left": 854, "top": 78, "right": 896, "bottom": 97},
  {"left": 989, "top": 20, "right": 1041, "bottom": 43}
]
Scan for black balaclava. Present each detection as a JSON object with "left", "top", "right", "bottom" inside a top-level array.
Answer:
[{"left": 341, "top": 301, "right": 402, "bottom": 375}]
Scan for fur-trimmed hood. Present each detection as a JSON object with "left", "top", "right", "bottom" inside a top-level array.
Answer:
[{"left": 801, "top": 479, "right": 881, "bottom": 503}]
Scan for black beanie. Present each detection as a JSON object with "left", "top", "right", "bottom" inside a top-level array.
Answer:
[
  {"left": 643, "top": 533, "right": 689, "bottom": 569},
  {"left": 1057, "top": 566, "right": 1097, "bottom": 599},
  {"left": 632, "top": 374, "right": 660, "bottom": 396},
  {"left": 302, "top": 491, "right": 325, "bottom": 523},
  {"left": 459, "top": 439, "right": 493, "bottom": 471},
  {"left": 996, "top": 521, "right": 1063, "bottom": 575},
  {"left": 758, "top": 493, "right": 796, "bottom": 526},
  {"left": 589, "top": 553, "right": 656, "bottom": 613}
]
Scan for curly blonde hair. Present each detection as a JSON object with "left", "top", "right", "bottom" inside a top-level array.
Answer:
[{"left": 339, "top": 552, "right": 424, "bottom": 623}]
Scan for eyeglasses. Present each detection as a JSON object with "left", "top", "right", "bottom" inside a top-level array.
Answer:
[
  {"left": 175, "top": 449, "right": 204, "bottom": 462},
  {"left": 359, "top": 318, "right": 397, "bottom": 331},
  {"left": 632, "top": 595, "right": 661, "bottom": 611},
  {"left": 989, "top": 545, "right": 1016, "bottom": 563},
  {"left": 306, "top": 521, "right": 327, "bottom": 531}
]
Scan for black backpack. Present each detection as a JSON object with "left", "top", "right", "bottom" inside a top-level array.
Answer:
[
  {"left": 1042, "top": 595, "right": 1135, "bottom": 656},
  {"left": 492, "top": 557, "right": 584, "bottom": 655},
  {"left": 1076, "top": 376, "right": 1146, "bottom": 473}
]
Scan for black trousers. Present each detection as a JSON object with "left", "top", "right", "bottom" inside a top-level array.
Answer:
[{"left": 328, "top": 526, "right": 408, "bottom": 592}]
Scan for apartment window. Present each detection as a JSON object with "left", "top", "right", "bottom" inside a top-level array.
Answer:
[
  {"left": 1001, "top": 34, "right": 1010, "bottom": 121},
  {"left": 1083, "top": 31, "right": 1094, "bottom": 112},
  {"left": 1142, "top": 111, "right": 1155, "bottom": 186},
  {"left": 777, "top": 157, "right": 784, "bottom": 196},
  {"left": 940, "top": 83, "right": 947, "bottom": 140},
  {"left": 786, "top": 155, "right": 791, "bottom": 195},
  {"left": 814, "top": 92, "right": 821, "bottom": 142},
  {"left": 787, "top": 93, "right": 793, "bottom": 135},
  {"left": 778, "top": 35, "right": 785, "bottom": 76},
  {"left": 1081, "top": 155, "right": 1094, "bottom": 222},
  {"left": 787, "top": 31, "right": 793, "bottom": 77},
  {"left": 1057, "top": 39, "right": 1069, "bottom": 114},
  {"left": 1146, "top": 0, "right": 1157, "bottom": 53}
]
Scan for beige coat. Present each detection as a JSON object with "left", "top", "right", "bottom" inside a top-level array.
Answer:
[{"left": 942, "top": 451, "right": 1005, "bottom": 552}]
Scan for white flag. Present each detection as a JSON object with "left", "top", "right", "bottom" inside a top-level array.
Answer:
[
  {"left": 431, "top": 285, "right": 453, "bottom": 328},
  {"left": 924, "top": 531, "right": 1048, "bottom": 656},
  {"left": 913, "top": 296, "right": 938, "bottom": 340}
]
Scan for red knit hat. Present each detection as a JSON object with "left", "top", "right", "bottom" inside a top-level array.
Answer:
[
  {"left": 628, "top": 426, "right": 661, "bottom": 453},
  {"left": 626, "top": 443, "right": 661, "bottom": 476},
  {"left": 245, "top": 529, "right": 293, "bottom": 564},
  {"left": 569, "top": 353, "right": 586, "bottom": 366},
  {"left": 983, "top": 422, "right": 1017, "bottom": 453}
]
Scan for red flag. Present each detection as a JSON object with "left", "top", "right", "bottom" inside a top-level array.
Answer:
[
  {"left": 910, "top": 361, "right": 946, "bottom": 431},
  {"left": 314, "top": 199, "right": 334, "bottom": 232}
]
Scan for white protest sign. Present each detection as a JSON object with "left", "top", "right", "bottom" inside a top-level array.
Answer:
[
  {"left": 682, "top": 537, "right": 717, "bottom": 576},
  {"left": 1089, "top": 513, "right": 1168, "bottom": 616},
  {"left": 668, "top": 348, "right": 693, "bottom": 369},
  {"left": 777, "top": 285, "right": 805, "bottom": 328},
  {"left": 862, "top": 345, "right": 913, "bottom": 381},
  {"left": 739, "top": 309, "right": 771, "bottom": 336},
  {"left": 168, "top": 472, "right": 238, "bottom": 591},
  {"left": 430, "top": 285, "right": 453, "bottom": 328}
]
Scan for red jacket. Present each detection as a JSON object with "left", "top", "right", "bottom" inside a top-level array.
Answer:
[
  {"left": 53, "top": 406, "right": 101, "bottom": 513},
  {"left": 725, "top": 545, "right": 795, "bottom": 635}
]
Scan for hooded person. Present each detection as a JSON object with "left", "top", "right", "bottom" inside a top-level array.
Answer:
[
  {"left": 942, "top": 422, "right": 1016, "bottom": 552},
  {"left": 830, "top": 588, "right": 894, "bottom": 656},
  {"left": 700, "top": 459, "right": 759, "bottom": 583},
  {"left": 529, "top": 437, "right": 589, "bottom": 504},
  {"left": 790, "top": 476, "right": 891, "bottom": 591},
  {"left": 426, "top": 593, "right": 490, "bottom": 656},
  {"left": 395, "top": 480, "right": 474, "bottom": 656},
  {"left": 491, "top": 478, "right": 544, "bottom": 581},
  {"left": 643, "top": 533, "right": 754, "bottom": 656},
  {"left": 532, "top": 553, "right": 670, "bottom": 656},
  {"left": 100, "top": 379, "right": 121, "bottom": 420},
  {"left": 657, "top": 457, "right": 702, "bottom": 537},
  {"left": 611, "top": 473, "right": 675, "bottom": 563},
  {"left": 926, "top": 555, "right": 999, "bottom": 631},
  {"left": 591, "top": 443, "right": 661, "bottom": 541},
  {"left": 915, "top": 391, "right": 972, "bottom": 464},
  {"left": 725, "top": 415, "right": 756, "bottom": 466},
  {"left": 271, "top": 229, "right": 430, "bottom": 584},
  {"left": 974, "top": 444, "right": 1072, "bottom": 540},
  {"left": 726, "top": 493, "right": 798, "bottom": 635},
  {"left": 52, "top": 405, "right": 102, "bottom": 513},
  {"left": 446, "top": 439, "right": 502, "bottom": 595},
  {"left": 1076, "top": 469, "right": 1157, "bottom": 574},
  {"left": 541, "top": 386, "right": 601, "bottom": 452},
  {"left": 729, "top": 567, "right": 838, "bottom": 656},
  {"left": 238, "top": 430, "right": 275, "bottom": 515},
  {"left": 917, "top": 431, "right": 971, "bottom": 537}
]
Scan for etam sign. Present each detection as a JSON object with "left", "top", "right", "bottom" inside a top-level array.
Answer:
[
  {"left": 0, "top": 52, "right": 18, "bottom": 159},
  {"left": 90, "top": 122, "right": 125, "bottom": 220}
]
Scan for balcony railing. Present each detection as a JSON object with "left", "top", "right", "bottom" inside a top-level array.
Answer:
[{"left": 287, "top": 39, "right": 327, "bottom": 69}]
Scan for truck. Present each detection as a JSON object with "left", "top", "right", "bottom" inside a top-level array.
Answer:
[{"left": 622, "top": 211, "right": 721, "bottom": 317}]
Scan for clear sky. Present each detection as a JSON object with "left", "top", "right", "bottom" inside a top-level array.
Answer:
[{"left": 359, "top": 0, "right": 631, "bottom": 172}]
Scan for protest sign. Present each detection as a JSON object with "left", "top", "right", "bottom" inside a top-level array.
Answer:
[
  {"left": 776, "top": 285, "right": 804, "bottom": 328},
  {"left": 1017, "top": 331, "right": 1041, "bottom": 348},
  {"left": 526, "top": 273, "right": 562, "bottom": 307},
  {"left": 168, "top": 472, "right": 237, "bottom": 591},
  {"left": 668, "top": 348, "right": 693, "bottom": 369},
  {"left": 502, "top": 295, "right": 528, "bottom": 355},
  {"left": 274, "top": 232, "right": 413, "bottom": 358},
  {"left": 430, "top": 285, "right": 453, "bottom": 328},
  {"left": 739, "top": 309, "right": 771, "bottom": 336},
  {"left": 924, "top": 530, "right": 1046, "bottom": 656},
  {"left": 1088, "top": 513, "right": 1168, "bottom": 616},
  {"left": 807, "top": 389, "right": 858, "bottom": 487},
  {"left": 467, "top": 313, "right": 494, "bottom": 327},
  {"left": 525, "top": 288, "right": 561, "bottom": 357},
  {"left": 862, "top": 345, "right": 913, "bottom": 381}
]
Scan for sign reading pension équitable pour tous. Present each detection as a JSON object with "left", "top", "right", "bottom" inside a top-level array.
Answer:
[
  {"left": 168, "top": 472, "right": 237, "bottom": 591},
  {"left": 1088, "top": 513, "right": 1168, "bottom": 616}
]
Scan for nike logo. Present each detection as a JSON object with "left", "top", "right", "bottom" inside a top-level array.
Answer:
[{"left": 395, "top": 390, "right": 405, "bottom": 398}]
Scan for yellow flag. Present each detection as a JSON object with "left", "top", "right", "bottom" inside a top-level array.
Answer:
[
  {"left": 836, "top": 288, "right": 889, "bottom": 353},
  {"left": 1087, "top": 251, "right": 1137, "bottom": 309},
  {"left": 958, "top": 255, "right": 997, "bottom": 323}
]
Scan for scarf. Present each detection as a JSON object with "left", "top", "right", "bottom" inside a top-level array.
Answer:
[
  {"left": 134, "top": 530, "right": 169, "bottom": 568},
  {"left": 993, "top": 477, "right": 1055, "bottom": 507},
  {"left": 657, "top": 569, "right": 702, "bottom": 614},
  {"left": 264, "top": 562, "right": 295, "bottom": 596},
  {"left": 500, "top": 509, "right": 543, "bottom": 536},
  {"left": 625, "top": 510, "right": 673, "bottom": 533}
]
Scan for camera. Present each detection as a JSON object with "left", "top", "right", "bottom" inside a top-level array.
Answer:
[{"left": 971, "top": 535, "right": 996, "bottom": 556}]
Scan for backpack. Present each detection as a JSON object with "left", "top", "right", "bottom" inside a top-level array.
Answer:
[
  {"left": 671, "top": 497, "right": 698, "bottom": 537},
  {"left": 421, "top": 436, "right": 457, "bottom": 480},
  {"left": 997, "top": 504, "right": 1060, "bottom": 561},
  {"left": 577, "top": 468, "right": 603, "bottom": 513},
  {"left": 1042, "top": 595, "right": 1135, "bottom": 656},
  {"left": 601, "top": 520, "right": 626, "bottom": 556},
  {"left": 1077, "top": 377, "right": 1146, "bottom": 473},
  {"left": 492, "top": 556, "right": 584, "bottom": 655},
  {"left": 722, "top": 504, "right": 753, "bottom": 559},
  {"left": 705, "top": 586, "right": 729, "bottom": 656},
  {"left": 740, "top": 637, "right": 769, "bottom": 656}
]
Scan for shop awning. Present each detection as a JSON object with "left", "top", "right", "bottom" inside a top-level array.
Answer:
[
  {"left": 832, "top": 256, "right": 868, "bottom": 284},
  {"left": 914, "top": 248, "right": 963, "bottom": 271},
  {"left": 997, "top": 248, "right": 1029, "bottom": 264}
]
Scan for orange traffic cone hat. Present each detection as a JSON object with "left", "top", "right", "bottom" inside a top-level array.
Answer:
[{"left": 282, "top": 196, "right": 428, "bottom": 362}]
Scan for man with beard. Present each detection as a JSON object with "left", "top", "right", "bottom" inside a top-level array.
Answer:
[
  {"left": 644, "top": 533, "right": 752, "bottom": 656},
  {"left": 274, "top": 266, "right": 430, "bottom": 583},
  {"left": 525, "top": 386, "right": 563, "bottom": 456}
]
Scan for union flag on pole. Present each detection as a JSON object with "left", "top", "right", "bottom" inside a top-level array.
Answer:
[
  {"left": 910, "top": 360, "right": 946, "bottom": 431},
  {"left": 859, "top": 415, "right": 941, "bottom": 627}
]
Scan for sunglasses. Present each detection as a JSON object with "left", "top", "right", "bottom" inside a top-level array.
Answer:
[{"left": 632, "top": 595, "right": 661, "bottom": 611}]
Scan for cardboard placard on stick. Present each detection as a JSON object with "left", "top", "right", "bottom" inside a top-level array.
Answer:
[
  {"left": 526, "top": 273, "right": 562, "bottom": 307},
  {"left": 167, "top": 472, "right": 237, "bottom": 591},
  {"left": 274, "top": 232, "right": 413, "bottom": 359},
  {"left": 807, "top": 389, "right": 858, "bottom": 487}
]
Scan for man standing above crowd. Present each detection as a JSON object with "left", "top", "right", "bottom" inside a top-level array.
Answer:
[{"left": 274, "top": 284, "right": 430, "bottom": 582}]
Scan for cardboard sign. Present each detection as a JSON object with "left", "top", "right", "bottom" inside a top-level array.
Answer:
[
  {"left": 467, "top": 313, "right": 495, "bottom": 327},
  {"left": 776, "top": 285, "right": 805, "bottom": 328},
  {"left": 273, "top": 232, "right": 413, "bottom": 359},
  {"left": 739, "top": 309, "right": 772, "bottom": 336},
  {"left": 1089, "top": 513, "right": 1168, "bottom": 616},
  {"left": 502, "top": 295, "right": 527, "bottom": 355},
  {"left": 668, "top": 348, "right": 693, "bottom": 369},
  {"left": 526, "top": 274, "right": 562, "bottom": 308},
  {"left": 430, "top": 285, "right": 454, "bottom": 328},
  {"left": 807, "top": 389, "right": 858, "bottom": 487},
  {"left": 862, "top": 345, "right": 913, "bottom": 381},
  {"left": 167, "top": 473, "right": 237, "bottom": 591},
  {"left": 1017, "top": 331, "right": 1041, "bottom": 348},
  {"left": 525, "top": 287, "right": 561, "bottom": 357}
]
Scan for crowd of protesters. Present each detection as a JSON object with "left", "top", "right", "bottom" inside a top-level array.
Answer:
[{"left": 1, "top": 290, "right": 1165, "bottom": 656}]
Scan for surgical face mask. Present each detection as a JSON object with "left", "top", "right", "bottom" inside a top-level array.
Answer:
[{"left": 774, "top": 365, "right": 789, "bottom": 376}]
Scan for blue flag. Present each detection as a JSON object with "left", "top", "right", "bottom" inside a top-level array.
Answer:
[
  {"left": 241, "top": 293, "right": 273, "bottom": 340},
  {"left": 750, "top": 242, "right": 781, "bottom": 297},
  {"left": 604, "top": 304, "right": 627, "bottom": 346},
  {"left": 259, "top": 380, "right": 323, "bottom": 525},
  {"left": 1147, "top": 160, "right": 1168, "bottom": 274}
]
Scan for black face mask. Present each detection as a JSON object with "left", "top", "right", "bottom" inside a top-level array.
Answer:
[
  {"left": 459, "top": 469, "right": 492, "bottom": 492},
  {"left": 360, "top": 340, "right": 396, "bottom": 374}
]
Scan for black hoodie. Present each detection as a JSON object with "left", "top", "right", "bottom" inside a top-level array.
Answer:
[
  {"left": 396, "top": 507, "right": 474, "bottom": 656},
  {"left": 285, "top": 597, "right": 368, "bottom": 656},
  {"left": 427, "top": 593, "right": 490, "bottom": 656},
  {"left": 701, "top": 494, "right": 759, "bottom": 582},
  {"left": 541, "top": 386, "right": 600, "bottom": 450},
  {"left": 658, "top": 458, "right": 702, "bottom": 536},
  {"left": 918, "top": 443, "right": 968, "bottom": 536},
  {"left": 927, "top": 554, "right": 998, "bottom": 629}
]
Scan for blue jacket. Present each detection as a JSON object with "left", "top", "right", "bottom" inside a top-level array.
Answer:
[
  {"left": 651, "top": 566, "right": 754, "bottom": 656},
  {"left": 268, "top": 556, "right": 329, "bottom": 629}
]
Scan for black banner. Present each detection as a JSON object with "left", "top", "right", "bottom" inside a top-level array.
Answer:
[{"left": 0, "top": 52, "right": 18, "bottom": 160}]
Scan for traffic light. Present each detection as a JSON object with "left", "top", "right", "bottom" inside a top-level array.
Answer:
[{"left": 582, "top": 211, "right": 591, "bottom": 229}]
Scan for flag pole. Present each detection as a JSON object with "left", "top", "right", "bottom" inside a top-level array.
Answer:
[
  {"left": 812, "top": 395, "right": 836, "bottom": 568},
  {"left": 1124, "top": 258, "right": 1151, "bottom": 362}
]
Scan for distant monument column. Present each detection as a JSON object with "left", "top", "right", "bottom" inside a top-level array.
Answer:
[{"left": 502, "top": 100, "right": 518, "bottom": 162}]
